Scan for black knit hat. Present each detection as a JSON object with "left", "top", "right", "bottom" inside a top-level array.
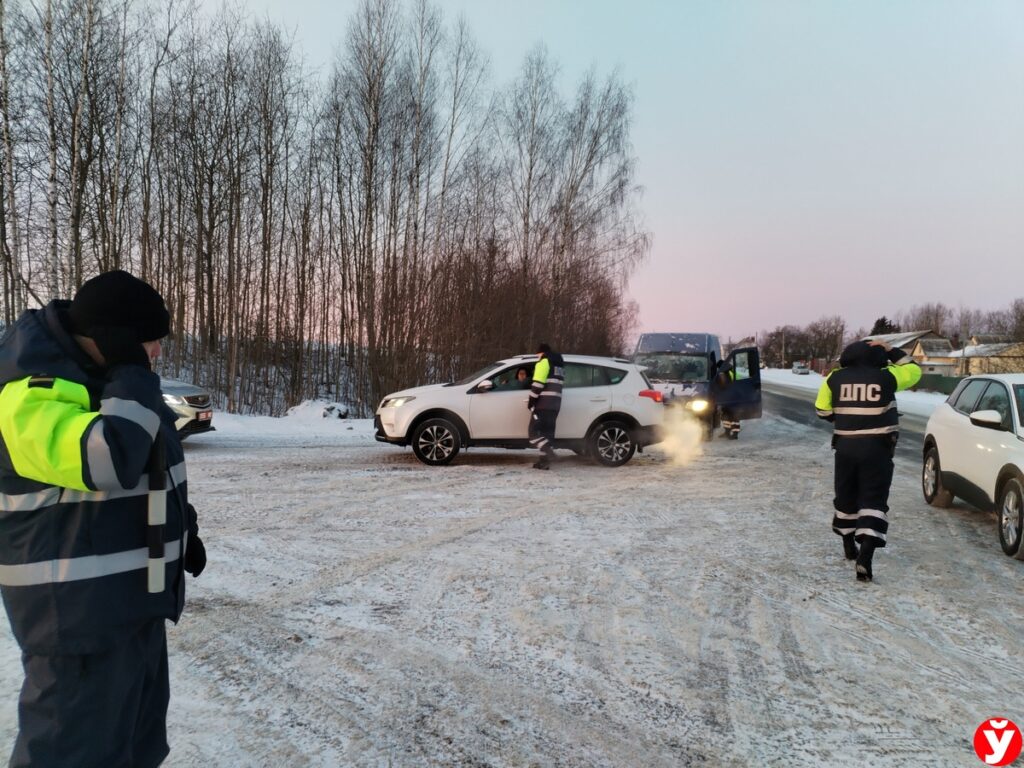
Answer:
[
  {"left": 68, "top": 270, "right": 171, "bottom": 342},
  {"left": 839, "top": 340, "right": 888, "bottom": 368}
]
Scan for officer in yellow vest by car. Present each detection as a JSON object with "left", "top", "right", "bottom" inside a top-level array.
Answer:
[{"left": 527, "top": 343, "right": 565, "bottom": 470}]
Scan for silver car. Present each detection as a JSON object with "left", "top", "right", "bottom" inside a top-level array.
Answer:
[{"left": 160, "top": 378, "right": 215, "bottom": 438}]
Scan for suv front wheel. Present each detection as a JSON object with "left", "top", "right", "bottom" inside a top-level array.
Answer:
[
  {"left": 588, "top": 420, "right": 636, "bottom": 467},
  {"left": 922, "top": 446, "right": 953, "bottom": 507},
  {"left": 412, "top": 417, "right": 461, "bottom": 466},
  {"left": 998, "top": 476, "right": 1024, "bottom": 560}
]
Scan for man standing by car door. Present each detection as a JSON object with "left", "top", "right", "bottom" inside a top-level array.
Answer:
[
  {"left": 0, "top": 270, "right": 206, "bottom": 767},
  {"left": 715, "top": 361, "right": 741, "bottom": 439},
  {"left": 528, "top": 343, "right": 565, "bottom": 469},
  {"left": 814, "top": 339, "right": 921, "bottom": 582}
]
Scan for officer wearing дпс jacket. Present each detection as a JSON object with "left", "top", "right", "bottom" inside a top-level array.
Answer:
[
  {"left": 527, "top": 343, "right": 565, "bottom": 470},
  {"left": 815, "top": 339, "right": 921, "bottom": 582},
  {"left": 715, "top": 363, "right": 741, "bottom": 439},
  {"left": 0, "top": 271, "right": 206, "bottom": 767}
]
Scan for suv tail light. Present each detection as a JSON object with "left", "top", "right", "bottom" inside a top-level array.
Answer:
[{"left": 639, "top": 389, "right": 663, "bottom": 403}]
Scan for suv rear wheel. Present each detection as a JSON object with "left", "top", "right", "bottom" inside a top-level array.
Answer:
[
  {"left": 412, "top": 417, "right": 461, "bottom": 466},
  {"left": 588, "top": 420, "right": 636, "bottom": 467}
]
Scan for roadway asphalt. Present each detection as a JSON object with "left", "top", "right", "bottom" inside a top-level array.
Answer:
[{"left": 761, "top": 381, "right": 924, "bottom": 462}]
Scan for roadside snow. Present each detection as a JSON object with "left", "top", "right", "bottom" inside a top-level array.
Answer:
[{"left": 1, "top": 406, "right": 1021, "bottom": 766}]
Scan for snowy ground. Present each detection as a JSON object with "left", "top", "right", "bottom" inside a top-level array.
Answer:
[{"left": 2, "top": 397, "right": 1022, "bottom": 767}]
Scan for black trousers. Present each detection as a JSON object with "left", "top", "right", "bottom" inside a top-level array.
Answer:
[
  {"left": 10, "top": 619, "right": 170, "bottom": 768},
  {"left": 832, "top": 437, "right": 894, "bottom": 547},
  {"left": 528, "top": 409, "right": 558, "bottom": 452},
  {"left": 720, "top": 407, "right": 741, "bottom": 435}
]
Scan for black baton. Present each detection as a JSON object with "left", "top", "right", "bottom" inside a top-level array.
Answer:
[{"left": 147, "top": 439, "right": 166, "bottom": 593}]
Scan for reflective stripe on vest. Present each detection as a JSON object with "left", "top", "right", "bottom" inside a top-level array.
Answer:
[
  {"left": 832, "top": 403, "right": 897, "bottom": 416},
  {"left": 0, "top": 461, "right": 187, "bottom": 514},
  {"left": 0, "top": 540, "right": 182, "bottom": 586}
]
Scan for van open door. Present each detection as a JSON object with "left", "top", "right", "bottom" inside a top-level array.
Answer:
[{"left": 715, "top": 347, "right": 762, "bottom": 420}]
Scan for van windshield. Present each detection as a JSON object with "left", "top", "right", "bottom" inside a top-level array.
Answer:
[{"left": 635, "top": 353, "right": 709, "bottom": 383}]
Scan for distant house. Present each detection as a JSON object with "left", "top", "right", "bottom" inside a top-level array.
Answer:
[
  {"left": 949, "top": 342, "right": 1024, "bottom": 376},
  {"left": 910, "top": 338, "right": 957, "bottom": 376}
]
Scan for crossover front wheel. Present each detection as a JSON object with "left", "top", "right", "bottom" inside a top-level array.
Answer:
[
  {"left": 411, "top": 418, "right": 461, "bottom": 466},
  {"left": 922, "top": 446, "right": 953, "bottom": 508},
  {"left": 998, "top": 477, "right": 1024, "bottom": 560}
]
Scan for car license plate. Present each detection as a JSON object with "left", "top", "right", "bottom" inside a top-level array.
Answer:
[{"left": 197, "top": 411, "right": 212, "bottom": 421}]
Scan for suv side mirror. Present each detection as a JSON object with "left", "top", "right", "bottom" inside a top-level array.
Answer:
[
  {"left": 969, "top": 409, "right": 1007, "bottom": 430},
  {"left": 476, "top": 379, "right": 494, "bottom": 392}
]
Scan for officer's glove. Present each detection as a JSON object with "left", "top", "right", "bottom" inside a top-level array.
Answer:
[
  {"left": 91, "top": 326, "right": 151, "bottom": 369},
  {"left": 184, "top": 503, "right": 207, "bottom": 578}
]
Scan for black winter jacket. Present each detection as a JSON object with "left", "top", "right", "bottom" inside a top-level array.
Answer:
[{"left": 0, "top": 302, "right": 188, "bottom": 654}]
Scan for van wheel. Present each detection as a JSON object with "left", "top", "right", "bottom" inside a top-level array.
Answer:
[
  {"left": 998, "top": 477, "right": 1024, "bottom": 559},
  {"left": 412, "top": 418, "right": 461, "bottom": 466},
  {"left": 588, "top": 420, "right": 636, "bottom": 467},
  {"left": 922, "top": 446, "right": 953, "bottom": 507},
  {"left": 701, "top": 415, "right": 715, "bottom": 442}
]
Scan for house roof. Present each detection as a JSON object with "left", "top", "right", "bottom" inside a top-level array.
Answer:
[
  {"left": 863, "top": 330, "right": 936, "bottom": 348},
  {"left": 970, "top": 334, "right": 1012, "bottom": 345},
  {"left": 915, "top": 339, "right": 954, "bottom": 356},
  {"left": 948, "top": 342, "right": 1023, "bottom": 359}
]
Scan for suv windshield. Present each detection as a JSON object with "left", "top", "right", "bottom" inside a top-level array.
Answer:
[
  {"left": 1015, "top": 385, "right": 1024, "bottom": 430},
  {"left": 635, "top": 353, "right": 708, "bottom": 383},
  {"left": 449, "top": 362, "right": 502, "bottom": 386}
]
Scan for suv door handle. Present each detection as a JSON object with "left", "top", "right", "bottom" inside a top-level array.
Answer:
[{"left": 590, "top": 397, "right": 608, "bottom": 402}]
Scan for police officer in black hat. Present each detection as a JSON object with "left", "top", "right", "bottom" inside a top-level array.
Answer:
[{"left": 814, "top": 339, "right": 921, "bottom": 582}]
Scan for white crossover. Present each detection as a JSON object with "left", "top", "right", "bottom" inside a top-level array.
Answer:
[
  {"left": 375, "top": 354, "right": 665, "bottom": 467},
  {"left": 922, "top": 373, "right": 1024, "bottom": 558}
]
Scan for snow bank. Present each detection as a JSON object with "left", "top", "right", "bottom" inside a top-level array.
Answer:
[{"left": 208, "top": 400, "right": 374, "bottom": 443}]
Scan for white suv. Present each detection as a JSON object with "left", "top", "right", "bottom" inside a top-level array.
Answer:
[
  {"left": 375, "top": 354, "right": 665, "bottom": 467},
  {"left": 922, "top": 374, "right": 1024, "bottom": 558}
]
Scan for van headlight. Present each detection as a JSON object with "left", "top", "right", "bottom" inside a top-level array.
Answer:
[
  {"left": 687, "top": 399, "right": 710, "bottom": 413},
  {"left": 380, "top": 396, "right": 416, "bottom": 409}
]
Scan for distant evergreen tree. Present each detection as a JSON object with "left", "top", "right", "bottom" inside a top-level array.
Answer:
[{"left": 870, "top": 316, "right": 900, "bottom": 335}]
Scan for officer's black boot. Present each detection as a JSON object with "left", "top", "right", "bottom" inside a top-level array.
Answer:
[
  {"left": 842, "top": 534, "right": 859, "bottom": 561},
  {"left": 533, "top": 447, "right": 553, "bottom": 470},
  {"left": 856, "top": 539, "right": 877, "bottom": 582}
]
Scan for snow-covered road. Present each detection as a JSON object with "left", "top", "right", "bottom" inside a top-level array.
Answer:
[{"left": 1, "top": 403, "right": 1020, "bottom": 767}]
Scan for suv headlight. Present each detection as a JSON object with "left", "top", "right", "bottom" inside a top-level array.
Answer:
[
  {"left": 162, "top": 394, "right": 185, "bottom": 406},
  {"left": 380, "top": 396, "right": 416, "bottom": 409},
  {"left": 686, "top": 398, "right": 710, "bottom": 413}
]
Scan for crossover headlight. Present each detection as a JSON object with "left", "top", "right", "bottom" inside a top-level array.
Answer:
[
  {"left": 162, "top": 394, "right": 185, "bottom": 406},
  {"left": 380, "top": 396, "right": 416, "bottom": 409},
  {"left": 686, "top": 398, "right": 710, "bottom": 413}
]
